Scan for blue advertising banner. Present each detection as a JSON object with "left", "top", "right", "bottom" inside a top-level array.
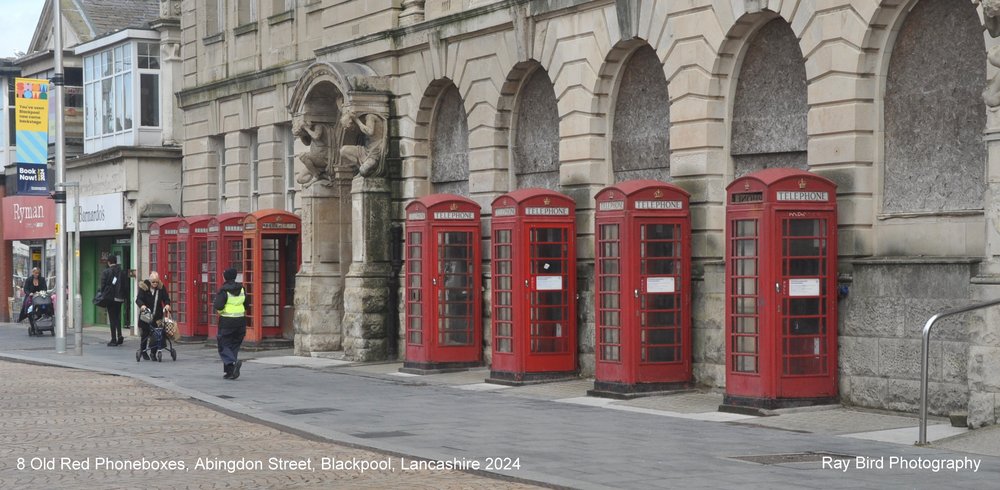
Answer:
[
  {"left": 16, "top": 163, "right": 48, "bottom": 195},
  {"left": 15, "top": 77, "right": 50, "bottom": 195}
]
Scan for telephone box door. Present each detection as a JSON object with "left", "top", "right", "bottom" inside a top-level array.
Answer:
[
  {"left": 633, "top": 218, "right": 688, "bottom": 382},
  {"left": 774, "top": 212, "right": 837, "bottom": 398},
  {"left": 433, "top": 228, "right": 479, "bottom": 360},
  {"left": 525, "top": 223, "right": 574, "bottom": 372}
]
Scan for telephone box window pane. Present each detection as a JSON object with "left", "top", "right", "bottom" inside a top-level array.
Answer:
[
  {"left": 496, "top": 258, "right": 511, "bottom": 275},
  {"left": 600, "top": 224, "right": 619, "bottom": 240},
  {"left": 645, "top": 347, "right": 678, "bottom": 363},
  {"left": 735, "top": 317, "right": 757, "bottom": 334},
  {"left": 786, "top": 219, "right": 823, "bottom": 237},
  {"left": 736, "top": 278, "right": 756, "bottom": 295},
  {"left": 735, "top": 356, "right": 757, "bottom": 373},
  {"left": 735, "top": 297, "right": 756, "bottom": 314},
  {"left": 787, "top": 258, "right": 821, "bottom": 276},
  {"left": 602, "top": 346, "right": 620, "bottom": 361},
  {"left": 601, "top": 259, "right": 620, "bottom": 275},
  {"left": 643, "top": 224, "right": 675, "bottom": 240},
  {"left": 644, "top": 294, "right": 675, "bottom": 310},
  {"left": 735, "top": 336, "right": 756, "bottom": 354},
  {"left": 601, "top": 293, "right": 619, "bottom": 310},
  {"left": 735, "top": 240, "right": 757, "bottom": 257},
  {"left": 736, "top": 220, "right": 757, "bottom": 237}
]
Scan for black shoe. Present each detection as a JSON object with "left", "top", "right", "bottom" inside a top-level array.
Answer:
[
  {"left": 115, "top": 339, "right": 124, "bottom": 346},
  {"left": 107, "top": 340, "right": 117, "bottom": 347},
  {"left": 223, "top": 363, "right": 233, "bottom": 379},
  {"left": 141, "top": 352, "right": 150, "bottom": 360},
  {"left": 230, "top": 360, "right": 243, "bottom": 380}
]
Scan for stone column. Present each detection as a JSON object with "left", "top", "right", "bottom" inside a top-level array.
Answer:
[
  {"left": 293, "top": 182, "right": 346, "bottom": 355},
  {"left": 968, "top": 31, "right": 1000, "bottom": 426},
  {"left": 398, "top": 0, "right": 425, "bottom": 26},
  {"left": 343, "top": 175, "right": 392, "bottom": 361}
]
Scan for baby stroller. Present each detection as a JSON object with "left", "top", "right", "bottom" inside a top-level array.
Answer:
[
  {"left": 136, "top": 317, "right": 177, "bottom": 362},
  {"left": 27, "top": 290, "right": 55, "bottom": 337}
]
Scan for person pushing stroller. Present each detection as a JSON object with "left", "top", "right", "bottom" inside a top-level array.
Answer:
[{"left": 136, "top": 272, "right": 172, "bottom": 360}]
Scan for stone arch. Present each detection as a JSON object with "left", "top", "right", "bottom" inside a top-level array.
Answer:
[
  {"left": 287, "top": 61, "right": 381, "bottom": 119},
  {"left": 285, "top": 61, "right": 394, "bottom": 361},
  {"left": 877, "top": 0, "right": 986, "bottom": 213},
  {"left": 415, "top": 79, "right": 470, "bottom": 196},
  {"left": 604, "top": 43, "right": 670, "bottom": 183},
  {"left": 728, "top": 17, "right": 809, "bottom": 178},
  {"left": 498, "top": 61, "right": 560, "bottom": 190}
]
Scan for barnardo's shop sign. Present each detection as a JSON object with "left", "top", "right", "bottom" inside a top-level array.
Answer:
[
  {"left": 2, "top": 196, "right": 55, "bottom": 240},
  {"left": 67, "top": 193, "right": 124, "bottom": 232}
]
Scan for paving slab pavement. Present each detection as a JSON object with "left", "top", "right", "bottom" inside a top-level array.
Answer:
[
  {"left": 1, "top": 322, "right": 998, "bottom": 489},
  {"left": 0, "top": 360, "right": 543, "bottom": 489}
]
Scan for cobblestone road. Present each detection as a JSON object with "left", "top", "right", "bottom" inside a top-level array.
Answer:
[{"left": 0, "top": 360, "right": 543, "bottom": 489}]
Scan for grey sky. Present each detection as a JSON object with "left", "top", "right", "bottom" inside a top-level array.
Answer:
[{"left": 0, "top": 0, "right": 44, "bottom": 58}]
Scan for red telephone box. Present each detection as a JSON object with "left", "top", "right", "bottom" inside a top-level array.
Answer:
[
  {"left": 488, "top": 189, "right": 577, "bottom": 384},
  {"left": 176, "top": 215, "right": 213, "bottom": 339},
  {"left": 207, "top": 212, "right": 247, "bottom": 339},
  {"left": 243, "top": 210, "right": 302, "bottom": 344},
  {"left": 403, "top": 194, "right": 483, "bottom": 373},
  {"left": 148, "top": 217, "right": 183, "bottom": 292},
  {"left": 724, "top": 169, "right": 838, "bottom": 409},
  {"left": 591, "top": 180, "right": 692, "bottom": 397}
]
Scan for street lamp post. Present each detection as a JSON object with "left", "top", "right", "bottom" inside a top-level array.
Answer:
[
  {"left": 52, "top": 0, "right": 67, "bottom": 353},
  {"left": 57, "top": 182, "right": 81, "bottom": 354}
]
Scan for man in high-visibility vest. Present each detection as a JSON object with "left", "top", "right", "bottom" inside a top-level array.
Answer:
[{"left": 213, "top": 268, "right": 247, "bottom": 380}]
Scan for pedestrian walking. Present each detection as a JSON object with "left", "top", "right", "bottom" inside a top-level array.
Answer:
[
  {"left": 214, "top": 268, "right": 247, "bottom": 380},
  {"left": 17, "top": 267, "right": 47, "bottom": 323},
  {"left": 135, "top": 272, "right": 171, "bottom": 359},
  {"left": 99, "top": 256, "right": 129, "bottom": 346}
]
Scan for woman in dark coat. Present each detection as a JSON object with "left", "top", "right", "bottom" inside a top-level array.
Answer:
[
  {"left": 18, "top": 267, "right": 47, "bottom": 323},
  {"left": 135, "top": 271, "right": 171, "bottom": 359}
]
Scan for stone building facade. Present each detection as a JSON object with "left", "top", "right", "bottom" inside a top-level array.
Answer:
[{"left": 177, "top": 0, "right": 1000, "bottom": 426}]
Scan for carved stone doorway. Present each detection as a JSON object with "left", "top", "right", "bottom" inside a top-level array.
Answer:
[{"left": 287, "top": 62, "right": 392, "bottom": 360}]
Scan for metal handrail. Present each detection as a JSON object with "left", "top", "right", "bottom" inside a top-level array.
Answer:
[{"left": 918, "top": 298, "right": 1000, "bottom": 445}]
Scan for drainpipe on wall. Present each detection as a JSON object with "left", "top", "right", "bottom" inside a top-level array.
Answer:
[{"left": 387, "top": 223, "right": 402, "bottom": 359}]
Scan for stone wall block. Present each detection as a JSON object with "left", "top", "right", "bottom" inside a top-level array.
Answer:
[
  {"left": 941, "top": 341, "right": 968, "bottom": 383},
  {"left": 967, "top": 392, "right": 998, "bottom": 428},
  {"left": 693, "top": 363, "right": 724, "bottom": 389},
  {"left": 902, "top": 299, "right": 973, "bottom": 342},
  {"left": 838, "top": 337, "right": 879, "bottom": 377},
  {"left": 967, "top": 346, "right": 1000, "bottom": 392},
  {"left": 885, "top": 379, "right": 921, "bottom": 413},
  {"left": 841, "top": 298, "right": 903, "bottom": 338},
  {"left": 693, "top": 327, "right": 725, "bottom": 365},
  {"left": 839, "top": 375, "right": 887, "bottom": 408},
  {"left": 879, "top": 338, "right": 937, "bottom": 380}
]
